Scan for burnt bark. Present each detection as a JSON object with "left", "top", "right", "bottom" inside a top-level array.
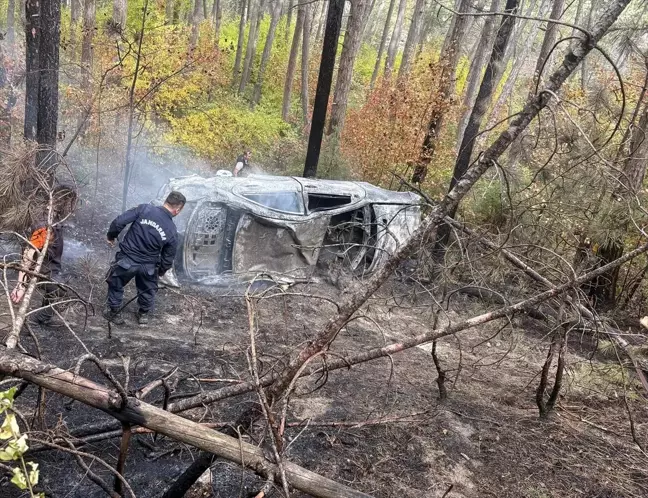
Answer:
[
  {"left": 398, "top": 0, "right": 425, "bottom": 78},
  {"left": 282, "top": 0, "right": 305, "bottom": 120},
  {"left": 327, "top": 0, "right": 371, "bottom": 134},
  {"left": 383, "top": 0, "right": 406, "bottom": 79},
  {"left": 253, "top": 0, "right": 282, "bottom": 105},
  {"left": 370, "top": 0, "right": 395, "bottom": 88},
  {"left": 24, "top": 0, "right": 41, "bottom": 141},
  {"left": 303, "top": 0, "right": 344, "bottom": 177}
]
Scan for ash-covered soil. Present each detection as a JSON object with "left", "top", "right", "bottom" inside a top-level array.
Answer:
[{"left": 1, "top": 155, "right": 646, "bottom": 498}]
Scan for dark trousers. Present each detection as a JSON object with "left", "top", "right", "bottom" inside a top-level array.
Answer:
[
  {"left": 106, "top": 261, "right": 159, "bottom": 313},
  {"left": 34, "top": 275, "right": 65, "bottom": 322}
]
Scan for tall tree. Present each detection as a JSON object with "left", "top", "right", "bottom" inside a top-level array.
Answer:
[
  {"left": 433, "top": 0, "right": 519, "bottom": 262},
  {"left": 315, "top": 0, "right": 328, "bottom": 41},
  {"left": 286, "top": 0, "right": 294, "bottom": 43},
  {"left": 253, "top": 0, "right": 282, "bottom": 105},
  {"left": 398, "top": 0, "right": 425, "bottom": 78},
  {"left": 112, "top": 0, "right": 127, "bottom": 30},
  {"left": 81, "top": 0, "right": 95, "bottom": 72},
  {"left": 232, "top": 0, "right": 249, "bottom": 84},
  {"left": 212, "top": 0, "right": 223, "bottom": 42},
  {"left": 166, "top": 0, "right": 174, "bottom": 23},
  {"left": 239, "top": 0, "right": 266, "bottom": 94},
  {"left": 301, "top": 2, "right": 311, "bottom": 127},
  {"left": 303, "top": 0, "right": 345, "bottom": 177},
  {"left": 411, "top": 0, "right": 471, "bottom": 183},
  {"left": 370, "top": 0, "right": 396, "bottom": 88},
  {"left": 458, "top": 0, "right": 501, "bottom": 141},
  {"left": 282, "top": 1, "right": 305, "bottom": 120},
  {"left": 69, "top": 0, "right": 82, "bottom": 53},
  {"left": 190, "top": 0, "right": 203, "bottom": 48},
  {"left": 384, "top": 0, "right": 406, "bottom": 79},
  {"left": 529, "top": 0, "right": 566, "bottom": 98},
  {"left": 37, "top": 0, "right": 62, "bottom": 168},
  {"left": 327, "top": 0, "right": 371, "bottom": 134},
  {"left": 24, "top": 0, "right": 41, "bottom": 140}
]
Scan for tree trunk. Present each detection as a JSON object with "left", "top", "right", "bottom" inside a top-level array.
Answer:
[
  {"left": 81, "top": 0, "right": 95, "bottom": 74},
  {"left": 190, "top": 0, "right": 203, "bottom": 48},
  {"left": 7, "top": 0, "right": 16, "bottom": 45},
  {"left": 398, "top": 0, "right": 425, "bottom": 79},
  {"left": 253, "top": 0, "right": 282, "bottom": 105},
  {"left": 301, "top": 2, "right": 311, "bottom": 127},
  {"left": 411, "top": 0, "right": 471, "bottom": 183},
  {"left": 24, "top": 0, "right": 41, "bottom": 141},
  {"left": 36, "top": 0, "right": 61, "bottom": 169},
  {"left": 232, "top": 0, "right": 249, "bottom": 85},
  {"left": 303, "top": 0, "right": 344, "bottom": 177},
  {"left": 383, "top": 0, "right": 406, "bottom": 79},
  {"left": 327, "top": 0, "right": 370, "bottom": 135},
  {"left": 112, "top": 0, "right": 127, "bottom": 31},
  {"left": 282, "top": 1, "right": 304, "bottom": 120},
  {"left": 369, "top": 0, "right": 396, "bottom": 88},
  {"left": 166, "top": 0, "right": 174, "bottom": 23},
  {"left": 239, "top": 0, "right": 266, "bottom": 94},
  {"left": 457, "top": 0, "right": 501, "bottom": 142},
  {"left": 432, "top": 0, "right": 519, "bottom": 262},
  {"left": 529, "top": 0, "right": 566, "bottom": 98},
  {"left": 315, "top": 0, "right": 328, "bottom": 41},
  {"left": 212, "top": 0, "right": 222, "bottom": 42},
  {"left": 286, "top": 0, "right": 294, "bottom": 43}
]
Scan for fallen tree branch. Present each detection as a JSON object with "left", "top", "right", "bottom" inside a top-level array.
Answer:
[{"left": 0, "top": 348, "right": 372, "bottom": 498}]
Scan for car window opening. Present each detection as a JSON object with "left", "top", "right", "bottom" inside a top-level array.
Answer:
[
  {"left": 242, "top": 192, "right": 303, "bottom": 214},
  {"left": 308, "top": 193, "right": 352, "bottom": 211}
]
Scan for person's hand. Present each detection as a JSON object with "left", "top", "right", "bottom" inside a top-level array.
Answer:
[
  {"left": 10, "top": 286, "right": 25, "bottom": 304},
  {"left": 107, "top": 238, "right": 116, "bottom": 247}
]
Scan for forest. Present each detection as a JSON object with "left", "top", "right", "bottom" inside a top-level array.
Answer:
[{"left": 0, "top": 0, "right": 648, "bottom": 496}]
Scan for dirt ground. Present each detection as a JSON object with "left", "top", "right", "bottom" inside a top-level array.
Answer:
[{"left": 0, "top": 156, "right": 646, "bottom": 498}]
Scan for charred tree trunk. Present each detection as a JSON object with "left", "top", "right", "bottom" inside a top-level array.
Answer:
[
  {"left": 24, "top": 0, "right": 41, "bottom": 141},
  {"left": 253, "top": 0, "right": 282, "bottom": 105},
  {"left": 411, "top": 0, "right": 471, "bottom": 183},
  {"left": 327, "top": 0, "right": 371, "bottom": 135},
  {"left": 112, "top": 0, "right": 127, "bottom": 32},
  {"left": 301, "top": 1, "right": 311, "bottom": 128},
  {"left": 239, "top": 0, "right": 266, "bottom": 94},
  {"left": 232, "top": 0, "right": 249, "bottom": 85},
  {"left": 161, "top": 452, "right": 215, "bottom": 498},
  {"left": 536, "top": 322, "right": 568, "bottom": 418},
  {"left": 282, "top": 0, "right": 304, "bottom": 121},
  {"left": 303, "top": 0, "right": 344, "bottom": 177},
  {"left": 398, "top": 0, "right": 425, "bottom": 79},
  {"left": 383, "top": 0, "right": 406, "bottom": 79},
  {"left": 369, "top": 0, "right": 395, "bottom": 88},
  {"left": 432, "top": 0, "right": 519, "bottom": 264},
  {"left": 36, "top": 0, "right": 61, "bottom": 169},
  {"left": 458, "top": 0, "right": 501, "bottom": 141}
]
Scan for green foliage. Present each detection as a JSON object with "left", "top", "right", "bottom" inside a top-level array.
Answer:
[
  {"left": 0, "top": 388, "right": 44, "bottom": 498},
  {"left": 468, "top": 178, "right": 507, "bottom": 227}
]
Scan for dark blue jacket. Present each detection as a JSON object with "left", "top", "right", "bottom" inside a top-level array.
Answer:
[{"left": 107, "top": 204, "right": 178, "bottom": 272}]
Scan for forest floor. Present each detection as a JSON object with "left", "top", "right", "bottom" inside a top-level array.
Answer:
[{"left": 0, "top": 156, "right": 646, "bottom": 498}]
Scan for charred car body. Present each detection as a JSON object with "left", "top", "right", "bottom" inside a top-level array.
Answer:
[{"left": 154, "top": 174, "right": 421, "bottom": 284}]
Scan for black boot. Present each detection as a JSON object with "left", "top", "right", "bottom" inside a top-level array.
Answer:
[
  {"left": 103, "top": 307, "right": 125, "bottom": 326},
  {"left": 137, "top": 310, "right": 149, "bottom": 325}
]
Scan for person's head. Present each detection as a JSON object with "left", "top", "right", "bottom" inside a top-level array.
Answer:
[
  {"left": 244, "top": 150, "right": 251, "bottom": 160},
  {"left": 52, "top": 184, "right": 78, "bottom": 221},
  {"left": 164, "top": 191, "right": 186, "bottom": 217}
]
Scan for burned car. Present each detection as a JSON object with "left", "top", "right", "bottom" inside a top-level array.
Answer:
[{"left": 154, "top": 174, "right": 421, "bottom": 284}]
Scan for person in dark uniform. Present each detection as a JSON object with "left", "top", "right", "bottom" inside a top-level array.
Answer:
[
  {"left": 104, "top": 191, "right": 186, "bottom": 325},
  {"left": 10, "top": 185, "right": 77, "bottom": 327},
  {"left": 233, "top": 150, "right": 251, "bottom": 177}
]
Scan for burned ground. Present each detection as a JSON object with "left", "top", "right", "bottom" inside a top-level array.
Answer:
[{"left": 0, "top": 158, "right": 646, "bottom": 498}]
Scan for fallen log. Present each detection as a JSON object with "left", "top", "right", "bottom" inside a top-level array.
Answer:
[{"left": 0, "top": 347, "right": 372, "bottom": 498}]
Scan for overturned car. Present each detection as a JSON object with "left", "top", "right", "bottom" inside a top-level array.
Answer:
[{"left": 154, "top": 174, "right": 421, "bottom": 284}]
